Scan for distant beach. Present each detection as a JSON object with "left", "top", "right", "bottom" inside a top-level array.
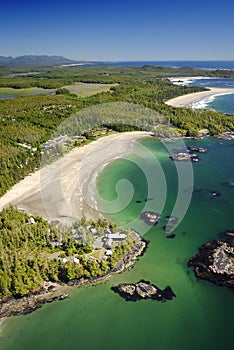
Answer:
[{"left": 165, "top": 87, "right": 234, "bottom": 108}]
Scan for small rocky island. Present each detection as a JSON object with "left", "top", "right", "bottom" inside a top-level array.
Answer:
[
  {"left": 111, "top": 280, "right": 176, "bottom": 302},
  {"left": 170, "top": 152, "right": 199, "bottom": 162},
  {"left": 140, "top": 211, "right": 160, "bottom": 226},
  {"left": 170, "top": 146, "right": 207, "bottom": 162},
  {"left": 188, "top": 239, "right": 234, "bottom": 290},
  {"left": 187, "top": 146, "right": 207, "bottom": 153}
]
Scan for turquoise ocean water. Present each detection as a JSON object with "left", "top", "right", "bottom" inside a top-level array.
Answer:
[
  {"left": 1, "top": 137, "right": 234, "bottom": 350},
  {"left": 185, "top": 77, "right": 234, "bottom": 114}
]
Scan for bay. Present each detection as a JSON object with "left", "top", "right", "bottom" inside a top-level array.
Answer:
[{"left": 1, "top": 137, "right": 234, "bottom": 350}]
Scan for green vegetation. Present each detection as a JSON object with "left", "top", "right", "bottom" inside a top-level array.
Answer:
[
  {"left": 0, "top": 206, "right": 133, "bottom": 298},
  {"left": 0, "top": 65, "right": 233, "bottom": 197}
]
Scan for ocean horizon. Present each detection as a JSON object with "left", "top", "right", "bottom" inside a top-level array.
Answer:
[{"left": 85, "top": 60, "right": 234, "bottom": 70}]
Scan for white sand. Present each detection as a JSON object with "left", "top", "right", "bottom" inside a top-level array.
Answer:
[
  {"left": 168, "top": 76, "right": 213, "bottom": 86},
  {"left": 0, "top": 132, "right": 151, "bottom": 226},
  {"left": 165, "top": 88, "right": 234, "bottom": 108}
]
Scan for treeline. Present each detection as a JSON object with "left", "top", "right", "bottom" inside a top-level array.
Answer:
[
  {"left": 0, "top": 78, "right": 74, "bottom": 89},
  {"left": 1, "top": 65, "right": 234, "bottom": 88}
]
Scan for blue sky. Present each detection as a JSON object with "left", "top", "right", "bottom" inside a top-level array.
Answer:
[{"left": 1, "top": 0, "right": 234, "bottom": 61}]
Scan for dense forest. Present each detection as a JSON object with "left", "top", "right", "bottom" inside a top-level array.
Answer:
[{"left": 0, "top": 206, "right": 132, "bottom": 298}]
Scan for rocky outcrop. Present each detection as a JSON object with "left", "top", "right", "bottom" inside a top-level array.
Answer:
[
  {"left": 188, "top": 240, "right": 234, "bottom": 290},
  {"left": 111, "top": 280, "right": 176, "bottom": 302},
  {"left": 170, "top": 152, "right": 199, "bottom": 162},
  {"left": 0, "top": 282, "right": 69, "bottom": 319},
  {"left": 140, "top": 211, "right": 160, "bottom": 226},
  {"left": 187, "top": 146, "right": 207, "bottom": 153}
]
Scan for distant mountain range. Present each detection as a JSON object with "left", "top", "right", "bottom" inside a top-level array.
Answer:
[{"left": 0, "top": 55, "right": 78, "bottom": 67}]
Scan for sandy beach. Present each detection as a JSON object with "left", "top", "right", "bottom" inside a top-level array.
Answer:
[
  {"left": 165, "top": 87, "right": 234, "bottom": 108},
  {"left": 0, "top": 132, "right": 151, "bottom": 226}
]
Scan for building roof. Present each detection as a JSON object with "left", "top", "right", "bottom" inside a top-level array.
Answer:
[
  {"left": 106, "top": 250, "right": 113, "bottom": 256},
  {"left": 107, "top": 233, "right": 126, "bottom": 240}
]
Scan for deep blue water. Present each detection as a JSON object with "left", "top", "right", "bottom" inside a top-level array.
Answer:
[
  {"left": 186, "top": 77, "right": 234, "bottom": 89},
  {"left": 183, "top": 78, "right": 234, "bottom": 114},
  {"left": 93, "top": 61, "right": 234, "bottom": 70}
]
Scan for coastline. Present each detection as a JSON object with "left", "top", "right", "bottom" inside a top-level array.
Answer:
[
  {"left": 168, "top": 76, "right": 215, "bottom": 86},
  {"left": 0, "top": 131, "right": 151, "bottom": 324},
  {"left": 165, "top": 87, "right": 234, "bottom": 108},
  {"left": 0, "top": 131, "right": 152, "bottom": 226},
  {"left": 0, "top": 231, "right": 147, "bottom": 321}
]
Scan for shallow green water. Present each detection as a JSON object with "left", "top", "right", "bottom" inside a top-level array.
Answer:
[{"left": 1, "top": 137, "right": 234, "bottom": 350}]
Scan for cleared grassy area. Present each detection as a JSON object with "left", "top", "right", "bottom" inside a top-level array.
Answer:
[
  {"left": 65, "top": 82, "right": 118, "bottom": 97},
  {"left": 0, "top": 83, "right": 117, "bottom": 99}
]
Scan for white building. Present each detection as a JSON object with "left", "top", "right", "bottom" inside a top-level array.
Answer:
[
  {"left": 28, "top": 217, "right": 35, "bottom": 225},
  {"left": 105, "top": 250, "right": 113, "bottom": 256},
  {"left": 106, "top": 233, "right": 126, "bottom": 240},
  {"left": 73, "top": 257, "right": 80, "bottom": 264}
]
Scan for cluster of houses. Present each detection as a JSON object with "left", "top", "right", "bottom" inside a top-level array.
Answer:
[
  {"left": 59, "top": 256, "right": 80, "bottom": 264},
  {"left": 55, "top": 224, "right": 127, "bottom": 264},
  {"left": 26, "top": 215, "right": 128, "bottom": 264},
  {"left": 92, "top": 228, "right": 127, "bottom": 256}
]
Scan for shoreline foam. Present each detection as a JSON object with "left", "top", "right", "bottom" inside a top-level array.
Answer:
[{"left": 165, "top": 87, "right": 234, "bottom": 108}]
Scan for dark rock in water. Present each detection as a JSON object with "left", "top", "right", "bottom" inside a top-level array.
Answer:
[
  {"left": 136, "top": 198, "right": 154, "bottom": 204},
  {"left": 194, "top": 189, "right": 221, "bottom": 198},
  {"left": 111, "top": 280, "right": 176, "bottom": 302},
  {"left": 188, "top": 146, "right": 207, "bottom": 153},
  {"left": 210, "top": 191, "right": 221, "bottom": 197},
  {"left": 140, "top": 211, "right": 160, "bottom": 226},
  {"left": 167, "top": 234, "right": 176, "bottom": 239},
  {"left": 188, "top": 239, "right": 234, "bottom": 290}
]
